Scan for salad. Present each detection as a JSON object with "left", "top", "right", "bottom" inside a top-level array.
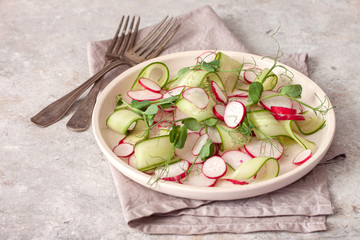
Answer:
[{"left": 105, "top": 50, "right": 330, "bottom": 187}]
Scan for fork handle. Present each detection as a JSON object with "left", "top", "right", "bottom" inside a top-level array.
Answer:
[{"left": 30, "top": 60, "right": 126, "bottom": 127}]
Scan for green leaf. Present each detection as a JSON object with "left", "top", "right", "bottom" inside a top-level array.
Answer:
[
  {"left": 203, "top": 118, "right": 217, "bottom": 126},
  {"left": 174, "top": 126, "right": 188, "bottom": 149},
  {"left": 280, "top": 84, "right": 302, "bottom": 98},
  {"left": 182, "top": 118, "right": 203, "bottom": 131},
  {"left": 248, "top": 82, "right": 264, "bottom": 105},
  {"left": 200, "top": 59, "right": 220, "bottom": 72},
  {"left": 169, "top": 125, "right": 180, "bottom": 143},
  {"left": 238, "top": 115, "right": 255, "bottom": 136},
  {"left": 144, "top": 104, "right": 159, "bottom": 115},
  {"left": 160, "top": 103, "right": 173, "bottom": 110},
  {"left": 146, "top": 114, "right": 155, "bottom": 126},
  {"left": 176, "top": 67, "right": 190, "bottom": 78},
  {"left": 199, "top": 139, "right": 215, "bottom": 161},
  {"left": 131, "top": 100, "right": 151, "bottom": 111}
]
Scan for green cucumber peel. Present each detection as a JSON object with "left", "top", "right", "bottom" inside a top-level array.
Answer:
[{"left": 231, "top": 156, "right": 279, "bottom": 180}]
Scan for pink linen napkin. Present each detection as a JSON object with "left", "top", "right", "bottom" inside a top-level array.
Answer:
[{"left": 88, "top": 6, "right": 345, "bottom": 234}]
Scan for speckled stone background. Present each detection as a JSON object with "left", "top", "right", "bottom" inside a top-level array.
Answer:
[{"left": 1, "top": 0, "right": 359, "bottom": 239}]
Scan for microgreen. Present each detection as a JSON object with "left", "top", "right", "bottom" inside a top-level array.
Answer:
[
  {"left": 169, "top": 125, "right": 188, "bottom": 149},
  {"left": 279, "top": 84, "right": 302, "bottom": 98},
  {"left": 131, "top": 100, "right": 151, "bottom": 111},
  {"left": 115, "top": 94, "right": 123, "bottom": 106},
  {"left": 199, "top": 59, "right": 220, "bottom": 72},
  {"left": 199, "top": 139, "right": 215, "bottom": 161},
  {"left": 248, "top": 82, "right": 264, "bottom": 105},
  {"left": 238, "top": 115, "right": 255, "bottom": 136},
  {"left": 182, "top": 118, "right": 203, "bottom": 131},
  {"left": 203, "top": 118, "right": 217, "bottom": 126}
]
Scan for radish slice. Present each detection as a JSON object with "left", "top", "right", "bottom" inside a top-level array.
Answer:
[
  {"left": 293, "top": 149, "right": 312, "bottom": 165},
  {"left": 226, "top": 179, "right": 249, "bottom": 185},
  {"left": 228, "top": 89, "right": 249, "bottom": 98},
  {"left": 207, "top": 126, "right": 222, "bottom": 144},
  {"left": 163, "top": 86, "right": 186, "bottom": 99},
  {"left": 202, "top": 156, "right": 227, "bottom": 179},
  {"left": 211, "top": 81, "right": 227, "bottom": 104},
  {"left": 138, "top": 77, "right": 161, "bottom": 93},
  {"left": 175, "top": 133, "right": 203, "bottom": 164},
  {"left": 244, "top": 138, "right": 284, "bottom": 160},
  {"left": 221, "top": 150, "right": 252, "bottom": 170},
  {"left": 291, "top": 100, "right": 303, "bottom": 114},
  {"left": 224, "top": 101, "right": 246, "bottom": 128},
  {"left": 213, "top": 104, "right": 225, "bottom": 121},
  {"left": 182, "top": 87, "right": 209, "bottom": 109},
  {"left": 128, "top": 154, "right": 137, "bottom": 168},
  {"left": 127, "top": 89, "right": 162, "bottom": 101},
  {"left": 270, "top": 106, "right": 297, "bottom": 115},
  {"left": 196, "top": 51, "right": 216, "bottom": 64},
  {"left": 113, "top": 142, "right": 134, "bottom": 158},
  {"left": 272, "top": 112, "right": 305, "bottom": 121},
  {"left": 180, "top": 164, "right": 217, "bottom": 187},
  {"left": 154, "top": 160, "right": 190, "bottom": 181},
  {"left": 127, "top": 122, "right": 136, "bottom": 131},
  {"left": 192, "top": 134, "right": 209, "bottom": 156},
  {"left": 260, "top": 91, "right": 293, "bottom": 110},
  {"left": 229, "top": 96, "right": 248, "bottom": 106},
  {"left": 243, "top": 67, "right": 262, "bottom": 83},
  {"left": 272, "top": 113, "right": 305, "bottom": 121}
]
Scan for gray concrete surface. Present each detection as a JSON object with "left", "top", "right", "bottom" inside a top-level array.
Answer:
[{"left": 1, "top": 0, "right": 359, "bottom": 239}]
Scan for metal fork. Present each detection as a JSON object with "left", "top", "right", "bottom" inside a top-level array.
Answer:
[
  {"left": 66, "top": 16, "right": 180, "bottom": 131},
  {"left": 31, "top": 16, "right": 138, "bottom": 127},
  {"left": 65, "top": 16, "right": 138, "bottom": 131},
  {"left": 31, "top": 16, "right": 180, "bottom": 128}
]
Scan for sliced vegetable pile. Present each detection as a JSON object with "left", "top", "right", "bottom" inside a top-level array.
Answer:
[{"left": 106, "top": 51, "right": 330, "bottom": 187}]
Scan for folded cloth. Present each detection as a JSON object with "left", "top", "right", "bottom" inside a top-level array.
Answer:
[{"left": 88, "top": 5, "right": 346, "bottom": 234}]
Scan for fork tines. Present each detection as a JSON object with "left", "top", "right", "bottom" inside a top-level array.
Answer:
[
  {"left": 106, "top": 15, "right": 140, "bottom": 59},
  {"left": 127, "top": 16, "right": 181, "bottom": 61}
]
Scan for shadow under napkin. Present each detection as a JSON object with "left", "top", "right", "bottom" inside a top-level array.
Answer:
[{"left": 89, "top": 5, "right": 345, "bottom": 234}]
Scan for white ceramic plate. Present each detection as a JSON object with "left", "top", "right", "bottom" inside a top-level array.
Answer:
[{"left": 92, "top": 50, "right": 335, "bottom": 200}]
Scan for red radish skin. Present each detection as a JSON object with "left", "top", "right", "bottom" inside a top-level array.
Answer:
[
  {"left": 128, "top": 89, "right": 162, "bottom": 101},
  {"left": 113, "top": 142, "right": 134, "bottom": 158},
  {"left": 243, "top": 67, "right": 262, "bottom": 83},
  {"left": 192, "top": 134, "right": 209, "bottom": 156},
  {"left": 291, "top": 100, "right": 303, "bottom": 114},
  {"left": 272, "top": 113, "right": 306, "bottom": 121},
  {"left": 163, "top": 86, "right": 186, "bottom": 99},
  {"left": 154, "top": 160, "right": 190, "bottom": 181},
  {"left": 182, "top": 87, "right": 209, "bottom": 109},
  {"left": 225, "top": 179, "right": 249, "bottom": 185},
  {"left": 138, "top": 77, "right": 161, "bottom": 93},
  {"left": 180, "top": 164, "right": 217, "bottom": 187},
  {"left": 213, "top": 104, "right": 225, "bottom": 121},
  {"left": 293, "top": 149, "right": 312, "bottom": 165},
  {"left": 228, "top": 97, "right": 248, "bottom": 107},
  {"left": 211, "top": 81, "right": 227, "bottom": 104},
  {"left": 196, "top": 51, "right": 216, "bottom": 65},
  {"left": 202, "top": 156, "right": 227, "bottom": 179},
  {"left": 270, "top": 106, "right": 297, "bottom": 115},
  {"left": 228, "top": 89, "right": 249, "bottom": 98},
  {"left": 224, "top": 101, "right": 246, "bottom": 128},
  {"left": 244, "top": 138, "right": 284, "bottom": 160},
  {"left": 260, "top": 91, "right": 293, "bottom": 111}
]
